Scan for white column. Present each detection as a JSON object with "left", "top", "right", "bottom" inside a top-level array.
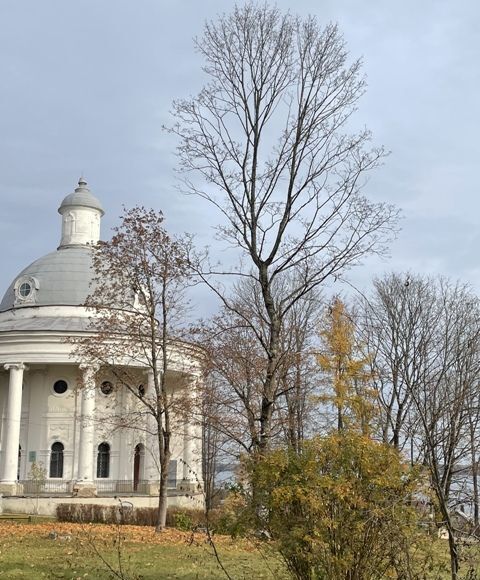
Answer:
[
  {"left": 182, "top": 378, "right": 203, "bottom": 491},
  {"left": 182, "top": 379, "right": 197, "bottom": 483},
  {"left": 2, "top": 363, "right": 27, "bottom": 484},
  {"left": 145, "top": 370, "right": 158, "bottom": 479},
  {"left": 182, "top": 424, "right": 194, "bottom": 481},
  {"left": 77, "top": 365, "right": 97, "bottom": 483},
  {"left": 116, "top": 382, "right": 127, "bottom": 479}
]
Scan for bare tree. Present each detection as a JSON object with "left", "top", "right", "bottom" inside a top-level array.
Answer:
[
  {"left": 409, "top": 281, "right": 479, "bottom": 580},
  {"left": 200, "top": 295, "right": 269, "bottom": 456},
  {"left": 72, "top": 207, "right": 196, "bottom": 532},
  {"left": 465, "top": 355, "right": 480, "bottom": 530},
  {"left": 359, "top": 273, "right": 441, "bottom": 451},
  {"left": 276, "top": 289, "right": 323, "bottom": 451},
  {"left": 171, "top": 4, "right": 398, "bottom": 449},
  {"left": 360, "top": 273, "right": 480, "bottom": 579},
  {"left": 199, "top": 275, "right": 324, "bottom": 464},
  {"left": 200, "top": 375, "right": 235, "bottom": 512}
]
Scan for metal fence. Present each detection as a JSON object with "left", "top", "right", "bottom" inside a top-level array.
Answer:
[
  {"left": 95, "top": 479, "right": 178, "bottom": 495},
  {"left": 19, "top": 480, "right": 73, "bottom": 495},
  {"left": 17, "top": 479, "right": 178, "bottom": 496},
  {"left": 95, "top": 479, "right": 149, "bottom": 495}
]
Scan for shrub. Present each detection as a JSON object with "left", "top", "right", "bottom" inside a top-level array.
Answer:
[
  {"left": 244, "top": 434, "right": 426, "bottom": 580},
  {"left": 56, "top": 504, "right": 207, "bottom": 530},
  {"left": 206, "top": 496, "right": 249, "bottom": 537},
  {"left": 173, "top": 511, "right": 192, "bottom": 531},
  {"left": 166, "top": 508, "right": 205, "bottom": 530}
]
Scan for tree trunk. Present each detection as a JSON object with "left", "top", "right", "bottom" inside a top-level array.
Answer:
[
  {"left": 435, "top": 479, "right": 459, "bottom": 579},
  {"left": 474, "top": 466, "right": 479, "bottom": 530},
  {"left": 156, "top": 454, "right": 170, "bottom": 532},
  {"left": 447, "top": 529, "right": 459, "bottom": 580},
  {"left": 469, "top": 422, "right": 479, "bottom": 529},
  {"left": 155, "top": 421, "right": 171, "bottom": 533},
  {"left": 257, "top": 275, "right": 279, "bottom": 450}
]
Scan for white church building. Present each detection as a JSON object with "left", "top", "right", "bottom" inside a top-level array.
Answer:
[{"left": 0, "top": 178, "right": 202, "bottom": 508}]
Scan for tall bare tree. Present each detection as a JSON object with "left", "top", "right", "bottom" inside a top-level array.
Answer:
[
  {"left": 360, "top": 273, "right": 480, "bottom": 579},
  {"left": 359, "top": 273, "right": 441, "bottom": 450},
  {"left": 171, "top": 3, "right": 398, "bottom": 449},
  {"left": 408, "top": 281, "right": 480, "bottom": 580},
  {"left": 72, "top": 207, "right": 195, "bottom": 532},
  {"left": 200, "top": 287, "right": 270, "bottom": 456}
]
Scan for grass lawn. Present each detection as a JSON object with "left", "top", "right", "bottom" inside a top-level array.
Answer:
[
  {"left": 0, "top": 521, "right": 289, "bottom": 579},
  {"left": 0, "top": 520, "right": 477, "bottom": 579}
]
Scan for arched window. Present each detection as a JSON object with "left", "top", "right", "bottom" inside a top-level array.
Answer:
[
  {"left": 133, "top": 444, "right": 145, "bottom": 491},
  {"left": 17, "top": 445, "right": 21, "bottom": 481},
  {"left": 50, "top": 442, "right": 64, "bottom": 478},
  {"left": 97, "top": 443, "right": 110, "bottom": 478}
]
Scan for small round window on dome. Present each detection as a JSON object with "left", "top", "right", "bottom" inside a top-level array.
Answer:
[
  {"left": 101, "top": 381, "right": 114, "bottom": 395},
  {"left": 19, "top": 282, "right": 32, "bottom": 298},
  {"left": 14, "top": 276, "right": 39, "bottom": 305},
  {"left": 53, "top": 380, "right": 68, "bottom": 395}
]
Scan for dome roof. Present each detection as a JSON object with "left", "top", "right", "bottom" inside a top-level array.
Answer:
[
  {"left": 0, "top": 246, "right": 95, "bottom": 312},
  {"left": 58, "top": 177, "right": 104, "bottom": 215}
]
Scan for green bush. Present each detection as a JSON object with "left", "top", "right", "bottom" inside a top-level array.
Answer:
[
  {"left": 166, "top": 507, "right": 205, "bottom": 530},
  {"left": 173, "top": 511, "right": 193, "bottom": 531}
]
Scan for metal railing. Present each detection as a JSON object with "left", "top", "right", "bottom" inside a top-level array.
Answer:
[
  {"left": 16, "top": 478, "right": 178, "bottom": 496},
  {"left": 18, "top": 480, "right": 73, "bottom": 495},
  {"left": 95, "top": 479, "right": 178, "bottom": 495},
  {"left": 95, "top": 479, "right": 149, "bottom": 495}
]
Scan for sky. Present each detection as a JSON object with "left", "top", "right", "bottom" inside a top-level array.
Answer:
[{"left": 0, "top": 0, "right": 479, "bottom": 312}]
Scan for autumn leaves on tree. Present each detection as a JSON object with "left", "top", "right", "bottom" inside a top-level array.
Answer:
[
  {"left": 72, "top": 207, "right": 195, "bottom": 533},
  {"left": 317, "top": 298, "right": 376, "bottom": 434}
]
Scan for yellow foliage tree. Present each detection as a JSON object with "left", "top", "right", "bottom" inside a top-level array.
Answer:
[{"left": 317, "top": 298, "right": 377, "bottom": 433}]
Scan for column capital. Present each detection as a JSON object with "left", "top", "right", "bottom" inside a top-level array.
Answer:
[
  {"left": 4, "top": 363, "right": 28, "bottom": 372},
  {"left": 79, "top": 363, "right": 100, "bottom": 373}
]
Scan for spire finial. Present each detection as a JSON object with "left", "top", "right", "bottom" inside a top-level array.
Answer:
[{"left": 75, "top": 176, "right": 89, "bottom": 193}]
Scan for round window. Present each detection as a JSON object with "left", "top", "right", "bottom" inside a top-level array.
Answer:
[
  {"left": 19, "top": 282, "right": 32, "bottom": 298},
  {"left": 53, "top": 380, "right": 68, "bottom": 395},
  {"left": 100, "top": 381, "right": 114, "bottom": 395}
]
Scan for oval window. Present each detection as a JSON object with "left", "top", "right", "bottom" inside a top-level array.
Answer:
[
  {"left": 101, "top": 381, "right": 114, "bottom": 395},
  {"left": 53, "top": 380, "right": 68, "bottom": 395},
  {"left": 19, "top": 282, "right": 32, "bottom": 297}
]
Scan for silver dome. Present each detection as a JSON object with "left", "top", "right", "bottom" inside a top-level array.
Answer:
[{"left": 0, "top": 246, "right": 95, "bottom": 312}]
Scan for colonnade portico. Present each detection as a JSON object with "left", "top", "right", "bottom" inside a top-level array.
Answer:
[
  {"left": 0, "top": 362, "right": 101, "bottom": 496},
  {"left": 180, "top": 379, "right": 202, "bottom": 492},
  {"left": 0, "top": 362, "right": 203, "bottom": 497}
]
